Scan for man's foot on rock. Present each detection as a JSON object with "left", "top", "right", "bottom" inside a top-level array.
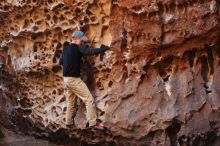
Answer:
[
  {"left": 88, "top": 141, "right": 98, "bottom": 145},
  {"left": 92, "top": 122, "right": 105, "bottom": 131},
  {"left": 66, "top": 122, "right": 74, "bottom": 128},
  {"left": 67, "top": 125, "right": 75, "bottom": 129}
]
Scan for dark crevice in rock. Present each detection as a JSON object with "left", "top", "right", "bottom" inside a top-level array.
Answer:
[
  {"left": 52, "top": 65, "right": 62, "bottom": 73},
  {"left": 26, "top": 69, "right": 50, "bottom": 77},
  {"left": 204, "top": 45, "right": 214, "bottom": 75},
  {"left": 0, "top": 126, "right": 4, "bottom": 138},
  {"left": 200, "top": 55, "right": 209, "bottom": 82},
  {"left": 183, "top": 48, "right": 196, "bottom": 68},
  {"left": 120, "top": 26, "right": 128, "bottom": 51},
  {"left": 166, "top": 120, "right": 181, "bottom": 146},
  {"left": 155, "top": 56, "right": 173, "bottom": 82},
  {"left": 178, "top": 130, "right": 220, "bottom": 146},
  {"left": 215, "top": 40, "right": 220, "bottom": 57},
  {"left": 203, "top": 131, "right": 218, "bottom": 146}
]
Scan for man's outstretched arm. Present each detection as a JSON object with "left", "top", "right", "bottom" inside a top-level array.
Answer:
[{"left": 78, "top": 44, "right": 110, "bottom": 55}]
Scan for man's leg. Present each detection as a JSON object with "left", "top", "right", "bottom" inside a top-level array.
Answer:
[
  {"left": 64, "top": 83, "right": 77, "bottom": 125},
  {"left": 64, "top": 77, "right": 97, "bottom": 127}
]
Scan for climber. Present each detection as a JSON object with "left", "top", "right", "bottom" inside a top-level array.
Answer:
[{"left": 59, "top": 30, "right": 110, "bottom": 130}]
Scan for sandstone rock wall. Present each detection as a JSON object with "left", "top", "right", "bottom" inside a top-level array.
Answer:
[{"left": 0, "top": 0, "right": 220, "bottom": 145}]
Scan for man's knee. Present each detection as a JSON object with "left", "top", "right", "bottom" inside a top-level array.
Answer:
[{"left": 84, "top": 96, "right": 95, "bottom": 105}]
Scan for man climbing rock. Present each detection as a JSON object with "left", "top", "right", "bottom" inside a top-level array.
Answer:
[{"left": 59, "top": 30, "right": 110, "bottom": 130}]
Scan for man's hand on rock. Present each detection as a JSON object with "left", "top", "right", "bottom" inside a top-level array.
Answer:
[{"left": 100, "top": 44, "right": 110, "bottom": 50}]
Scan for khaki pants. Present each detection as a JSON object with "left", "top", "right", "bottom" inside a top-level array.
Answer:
[{"left": 64, "top": 77, "right": 97, "bottom": 126}]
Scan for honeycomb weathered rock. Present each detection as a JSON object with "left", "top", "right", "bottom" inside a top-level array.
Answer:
[{"left": 0, "top": 0, "right": 220, "bottom": 145}]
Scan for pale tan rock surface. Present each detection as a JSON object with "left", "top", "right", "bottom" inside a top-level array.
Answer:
[{"left": 0, "top": 0, "right": 220, "bottom": 145}]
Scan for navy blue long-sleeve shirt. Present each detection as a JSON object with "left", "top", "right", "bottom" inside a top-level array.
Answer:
[{"left": 59, "top": 43, "right": 109, "bottom": 77}]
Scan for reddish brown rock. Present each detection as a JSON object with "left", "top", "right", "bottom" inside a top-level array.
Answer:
[{"left": 0, "top": 0, "right": 220, "bottom": 145}]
